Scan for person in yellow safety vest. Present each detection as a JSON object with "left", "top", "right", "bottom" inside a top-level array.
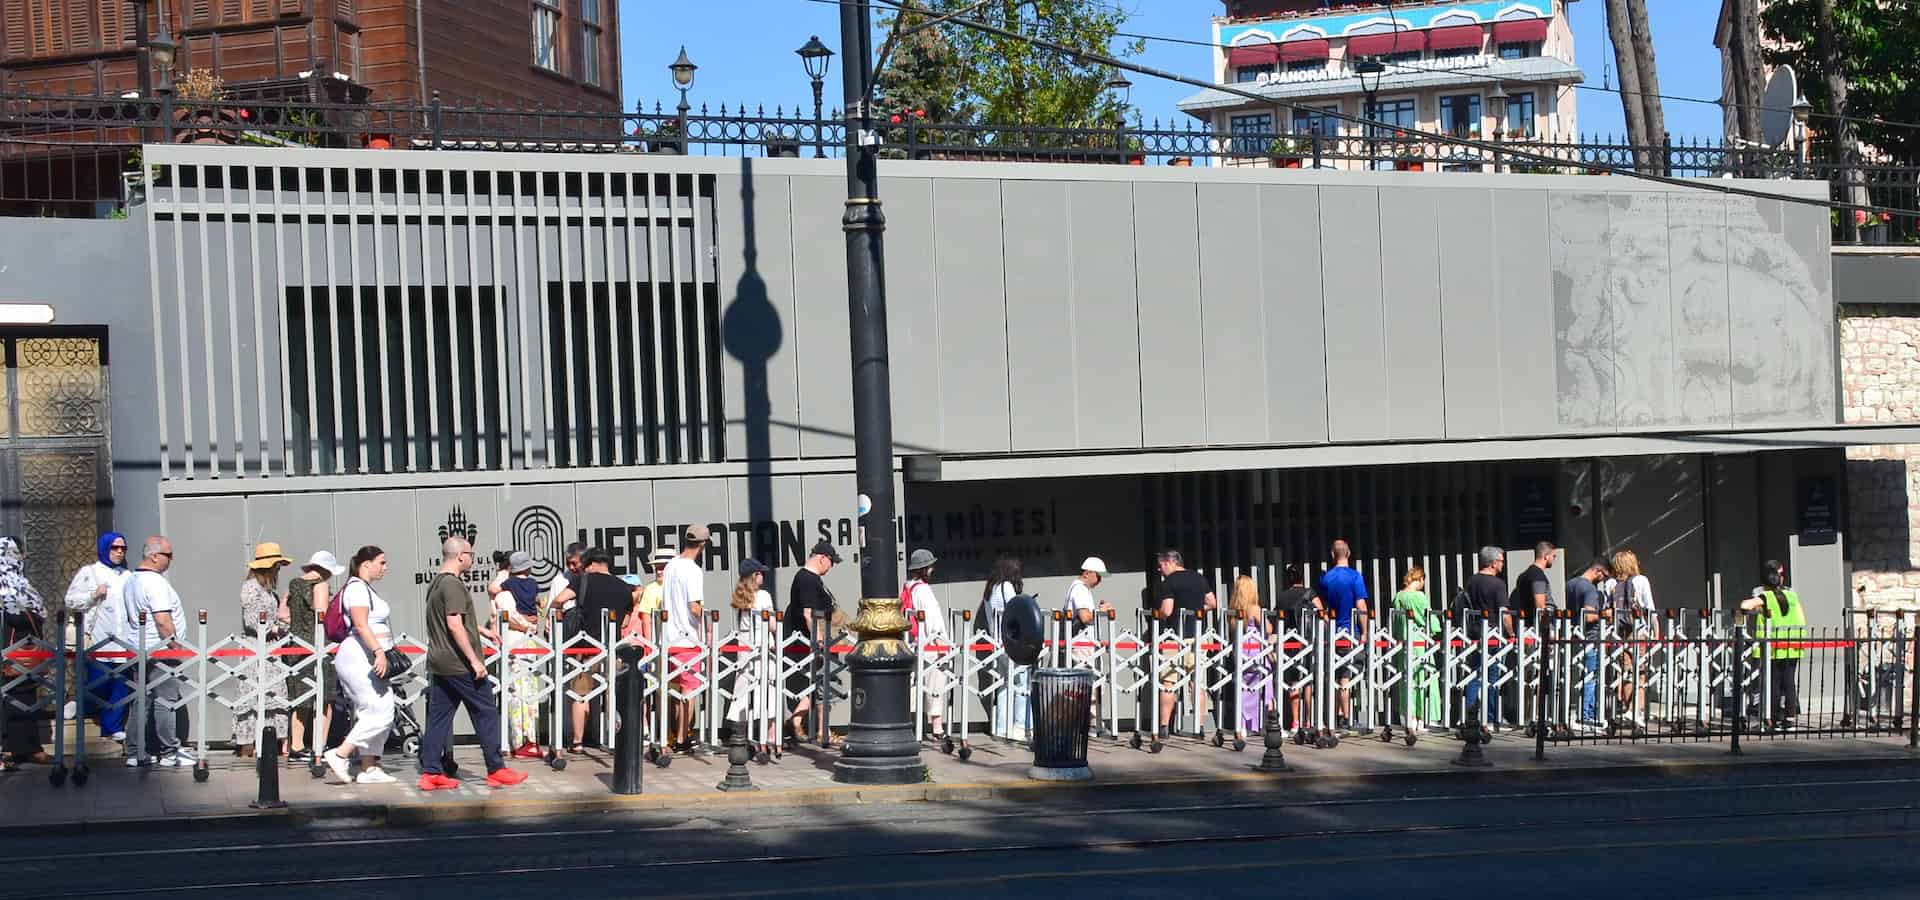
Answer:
[{"left": 1739, "top": 560, "right": 1806, "bottom": 728}]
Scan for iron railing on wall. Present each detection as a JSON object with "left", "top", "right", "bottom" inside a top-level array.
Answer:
[{"left": 3, "top": 91, "right": 1915, "bottom": 244}]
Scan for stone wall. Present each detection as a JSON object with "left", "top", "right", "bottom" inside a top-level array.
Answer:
[{"left": 1842, "top": 305, "right": 1920, "bottom": 611}]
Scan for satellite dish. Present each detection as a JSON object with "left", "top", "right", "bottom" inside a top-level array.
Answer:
[
  {"left": 1001, "top": 594, "right": 1045, "bottom": 666},
  {"left": 1760, "top": 65, "right": 1798, "bottom": 147}
]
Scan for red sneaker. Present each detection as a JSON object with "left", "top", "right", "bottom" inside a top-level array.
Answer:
[
  {"left": 486, "top": 767, "right": 528, "bottom": 788},
  {"left": 416, "top": 773, "right": 460, "bottom": 791},
  {"left": 512, "top": 743, "right": 544, "bottom": 760}
]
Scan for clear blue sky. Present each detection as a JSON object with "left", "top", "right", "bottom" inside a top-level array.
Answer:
[{"left": 619, "top": 0, "right": 1725, "bottom": 140}]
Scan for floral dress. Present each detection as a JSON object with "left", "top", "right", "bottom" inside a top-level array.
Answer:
[{"left": 231, "top": 579, "right": 290, "bottom": 746}]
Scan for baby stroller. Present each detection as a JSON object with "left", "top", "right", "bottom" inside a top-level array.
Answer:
[{"left": 313, "top": 652, "right": 460, "bottom": 777}]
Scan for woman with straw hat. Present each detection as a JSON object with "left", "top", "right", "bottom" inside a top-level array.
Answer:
[{"left": 232, "top": 542, "right": 293, "bottom": 758}]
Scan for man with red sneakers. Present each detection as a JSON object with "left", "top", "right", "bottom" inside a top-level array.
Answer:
[{"left": 418, "top": 537, "right": 527, "bottom": 791}]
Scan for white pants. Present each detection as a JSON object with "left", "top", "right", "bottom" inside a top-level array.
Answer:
[{"left": 334, "top": 638, "right": 395, "bottom": 756}]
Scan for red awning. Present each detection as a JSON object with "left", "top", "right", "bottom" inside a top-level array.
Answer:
[
  {"left": 1347, "top": 30, "right": 1427, "bottom": 56},
  {"left": 1227, "top": 43, "right": 1280, "bottom": 68},
  {"left": 1491, "top": 17, "right": 1549, "bottom": 44},
  {"left": 1427, "top": 24, "right": 1485, "bottom": 52},
  {"left": 1278, "top": 38, "right": 1330, "bottom": 62}
]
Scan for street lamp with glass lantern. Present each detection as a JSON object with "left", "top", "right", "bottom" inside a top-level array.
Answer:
[
  {"left": 670, "top": 46, "right": 697, "bottom": 151},
  {"left": 1105, "top": 69, "right": 1133, "bottom": 161},
  {"left": 1792, "top": 93, "right": 1813, "bottom": 176},
  {"left": 1354, "top": 56, "right": 1385, "bottom": 169},
  {"left": 796, "top": 35, "right": 834, "bottom": 158},
  {"left": 1487, "top": 84, "right": 1510, "bottom": 172}
]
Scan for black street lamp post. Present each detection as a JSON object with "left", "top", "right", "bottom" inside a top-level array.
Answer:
[
  {"left": 149, "top": 6, "right": 177, "bottom": 143},
  {"left": 1488, "top": 84, "right": 1510, "bottom": 173},
  {"left": 670, "top": 46, "right": 697, "bottom": 153},
  {"left": 1355, "top": 56, "right": 1385, "bottom": 169},
  {"left": 829, "top": 0, "right": 918, "bottom": 787},
  {"left": 1105, "top": 69, "right": 1132, "bottom": 161},
  {"left": 796, "top": 35, "right": 834, "bottom": 159}
]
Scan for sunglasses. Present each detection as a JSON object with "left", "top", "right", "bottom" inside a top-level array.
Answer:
[{"left": 109, "top": 544, "right": 127, "bottom": 551}]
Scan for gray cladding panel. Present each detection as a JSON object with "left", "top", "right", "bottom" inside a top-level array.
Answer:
[
  {"left": 1549, "top": 191, "right": 1615, "bottom": 433},
  {"left": 1493, "top": 190, "right": 1556, "bottom": 437},
  {"left": 1609, "top": 192, "right": 1679, "bottom": 429},
  {"left": 1729, "top": 196, "right": 1833, "bottom": 426},
  {"left": 713, "top": 169, "right": 802, "bottom": 461},
  {"left": 650, "top": 476, "right": 735, "bottom": 606},
  {"left": 1256, "top": 184, "right": 1329, "bottom": 443},
  {"left": 932, "top": 179, "right": 1012, "bottom": 454},
  {"left": 799, "top": 473, "right": 860, "bottom": 605},
  {"left": 1195, "top": 183, "right": 1270, "bottom": 445},
  {"left": 1437, "top": 189, "right": 1501, "bottom": 438},
  {"left": 1002, "top": 180, "right": 1079, "bottom": 452},
  {"left": 788, "top": 175, "right": 856, "bottom": 457},
  {"left": 1318, "top": 184, "right": 1390, "bottom": 442},
  {"left": 1667, "top": 194, "right": 1734, "bottom": 427},
  {"left": 883, "top": 178, "right": 944, "bottom": 454},
  {"left": 1067, "top": 181, "right": 1145, "bottom": 450},
  {"left": 1377, "top": 188, "right": 1445, "bottom": 440},
  {"left": 1132, "top": 182, "right": 1207, "bottom": 446}
]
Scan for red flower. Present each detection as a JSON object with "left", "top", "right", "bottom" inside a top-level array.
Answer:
[
  {"left": 1880, "top": 211, "right": 1894, "bottom": 223},
  {"left": 890, "top": 114, "right": 902, "bottom": 124},
  {"left": 1855, "top": 209, "right": 1871, "bottom": 226}
]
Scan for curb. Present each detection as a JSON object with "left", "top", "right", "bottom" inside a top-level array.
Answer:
[{"left": 10, "top": 747, "right": 1913, "bottom": 836}]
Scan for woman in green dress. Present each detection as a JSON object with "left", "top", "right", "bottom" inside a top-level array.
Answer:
[{"left": 1392, "top": 566, "right": 1443, "bottom": 734}]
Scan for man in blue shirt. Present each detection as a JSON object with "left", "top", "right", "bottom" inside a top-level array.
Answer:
[{"left": 1313, "top": 540, "right": 1369, "bottom": 730}]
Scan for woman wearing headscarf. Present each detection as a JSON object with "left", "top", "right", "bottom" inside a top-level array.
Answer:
[
  {"left": 231, "top": 543, "right": 293, "bottom": 758},
  {"left": 64, "top": 532, "right": 131, "bottom": 741},
  {"left": 0, "top": 537, "right": 50, "bottom": 768}
]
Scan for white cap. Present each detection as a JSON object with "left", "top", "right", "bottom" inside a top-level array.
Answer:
[
  {"left": 1080, "top": 557, "right": 1108, "bottom": 576},
  {"left": 305, "top": 550, "right": 346, "bottom": 578}
]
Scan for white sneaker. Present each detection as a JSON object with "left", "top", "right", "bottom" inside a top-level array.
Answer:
[
  {"left": 168, "top": 748, "right": 198, "bottom": 766},
  {"left": 63, "top": 701, "right": 77, "bottom": 720},
  {"left": 109, "top": 731, "right": 127, "bottom": 742},
  {"left": 322, "top": 749, "right": 354, "bottom": 784},
  {"left": 355, "top": 767, "right": 397, "bottom": 785},
  {"left": 125, "top": 755, "right": 151, "bottom": 768},
  {"left": 158, "top": 752, "right": 194, "bottom": 768}
]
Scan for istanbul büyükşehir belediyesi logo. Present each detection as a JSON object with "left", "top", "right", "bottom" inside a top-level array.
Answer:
[{"left": 438, "top": 505, "right": 478, "bottom": 546}]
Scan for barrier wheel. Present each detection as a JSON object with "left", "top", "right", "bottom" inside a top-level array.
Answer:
[
  {"left": 1210, "top": 731, "right": 1224, "bottom": 748},
  {"left": 1129, "top": 732, "right": 1143, "bottom": 750},
  {"left": 958, "top": 745, "right": 973, "bottom": 761},
  {"left": 655, "top": 753, "right": 672, "bottom": 769},
  {"left": 1379, "top": 727, "right": 1393, "bottom": 743},
  {"left": 192, "top": 762, "right": 210, "bottom": 783},
  {"left": 1404, "top": 729, "right": 1417, "bottom": 748},
  {"left": 444, "top": 757, "right": 460, "bottom": 777},
  {"left": 1232, "top": 737, "right": 1246, "bottom": 752},
  {"left": 49, "top": 765, "right": 67, "bottom": 787},
  {"left": 309, "top": 763, "right": 326, "bottom": 779},
  {"left": 1149, "top": 739, "right": 1163, "bottom": 754},
  {"left": 549, "top": 756, "right": 567, "bottom": 771},
  {"left": 941, "top": 736, "right": 955, "bottom": 756},
  {"left": 72, "top": 766, "right": 89, "bottom": 787},
  {"left": 754, "top": 749, "right": 771, "bottom": 765}
]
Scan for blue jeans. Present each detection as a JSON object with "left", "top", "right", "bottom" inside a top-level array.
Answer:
[
  {"left": 1581, "top": 648, "right": 1600, "bottom": 723},
  {"left": 1465, "top": 658, "right": 1502, "bottom": 723},
  {"left": 421, "top": 673, "right": 503, "bottom": 776},
  {"left": 85, "top": 657, "right": 130, "bottom": 737}
]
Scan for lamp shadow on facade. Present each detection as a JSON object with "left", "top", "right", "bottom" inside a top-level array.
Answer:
[{"left": 721, "top": 160, "right": 783, "bottom": 566}]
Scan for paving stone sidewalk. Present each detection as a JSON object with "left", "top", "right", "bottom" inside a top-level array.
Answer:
[{"left": 3, "top": 729, "right": 1912, "bottom": 833}]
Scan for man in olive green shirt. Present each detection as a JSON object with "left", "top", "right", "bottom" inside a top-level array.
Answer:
[{"left": 419, "top": 537, "right": 526, "bottom": 791}]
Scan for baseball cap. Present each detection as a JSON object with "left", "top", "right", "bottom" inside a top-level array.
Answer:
[
  {"left": 683, "top": 524, "right": 711, "bottom": 545},
  {"left": 810, "top": 541, "right": 842, "bottom": 563},
  {"left": 741, "top": 558, "right": 770, "bottom": 578},
  {"left": 1080, "top": 556, "right": 1108, "bottom": 576}
]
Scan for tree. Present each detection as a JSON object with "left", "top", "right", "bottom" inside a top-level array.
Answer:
[
  {"left": 1605, "top": 0, "right": 1667, "bottom": 171},
  {"left": 1762, "top": 0, "right": 1920, "bottom": 165},
  {"left": 1725, "top": 0, "right": 1765, "bottom": 145},
  {"left": 872, "top": 1, "right": 1143, "bottom": 133}
]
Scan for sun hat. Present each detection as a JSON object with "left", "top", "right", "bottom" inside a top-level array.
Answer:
[
  {"left": 304, "top": 550, "right": 346, "bottom": 577},
  {"left": 907, "top": 548, "right": 938, "bottom": 571},
  {"left": 507, "top": 551, "right": 534, "bottom": 574},
  {"left": 249, "top": 542, "right": 293, "bottom": 571},
  {"left": 649, "top": 547, "right": 677, "bottom": 567}
]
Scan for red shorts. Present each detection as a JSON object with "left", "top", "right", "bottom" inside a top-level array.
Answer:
[{"left": 669, "top": 647, "right": 704, "bottom": 693}]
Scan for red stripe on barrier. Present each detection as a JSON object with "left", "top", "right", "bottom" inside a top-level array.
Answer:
[
  {"left": 207, "top": 649, "right": 256, "bottom": 658},
  {"left": 509, "top": 648, "right": 552, "bottom": 657},
  {"left": 150, "top": 649, "right": 195, "bottom": 660},
  {"left": 3, "top": 650, "right": 54, "bottom": 663}
]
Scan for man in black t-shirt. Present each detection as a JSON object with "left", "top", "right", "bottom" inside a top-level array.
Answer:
[
  {"left": 1272, "top": 564, "right": 1318, "bottom": 732},
  {"left": 1504, "top": 542, "right": 1555, "bottom": 726},
  {"left": 567, "top": 548, "right": 639, "bottom": 751},
  {"left": 1153, "top": 549, "right": 1216, "bottom": 738},
  {"left": 783, "top": 541, "right": 841, "bottom": 746},
  {"left": 1461, "top": 547, "right": 1512, "bottom": 726}
]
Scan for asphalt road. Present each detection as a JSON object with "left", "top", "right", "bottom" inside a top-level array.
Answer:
[{"left": 10, "top": 762, "right": 1920, "bottom": 899}]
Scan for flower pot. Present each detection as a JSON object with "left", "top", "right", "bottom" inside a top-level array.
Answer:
[
  {"left": 1394, "top": 159, "right": 1424, "bottom": 172},
  {"left": 1272, "top": 156, "right": 1303, "bottom": 169},
  {"left": 1127, "top": 154, "right": 1146, "bottom": 166}
]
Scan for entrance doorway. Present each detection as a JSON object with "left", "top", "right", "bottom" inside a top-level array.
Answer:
[{"left": 0, "top": 328, "right": 113, "bottom": 599}]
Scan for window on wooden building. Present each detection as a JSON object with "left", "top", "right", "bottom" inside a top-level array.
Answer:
[
  {"left": 581, "top": 0, "right": 603, "bottom": 86},
  {"left": 532, "top": 0, "right": 562, "bottom": 72}
]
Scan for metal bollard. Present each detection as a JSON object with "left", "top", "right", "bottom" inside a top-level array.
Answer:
[
  {"left": 715, "top": 713, "right": 758, "bottom": 792},
  {"left": 194, "top": 610, "right": 209, "bottom": 783},
  {"left": 250, "top": 724, "right": 286, "bottom": 809},
  {"left": 611, "top": 643, "right": 648, "bottom": 795},
  {"left": 50, "top": 610, "right": 69, "bottom": 786}
]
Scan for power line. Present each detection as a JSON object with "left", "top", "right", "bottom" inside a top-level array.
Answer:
[{"left": 827, "top": 0, "right": 1918, "bottom": 220}]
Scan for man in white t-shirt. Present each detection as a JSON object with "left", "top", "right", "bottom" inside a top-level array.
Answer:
[
  {"left": 661, "top": 524, "right": 709, "bottom": 750},
  {"left": 121, "top": 536, "right": 193, "bottom": 768},
  {"left": 1062, "top": 557, "right": 1114, "bottom": 734}
]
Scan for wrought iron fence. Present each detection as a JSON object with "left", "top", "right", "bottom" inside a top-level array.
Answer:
[{"left": 2, "top": 91, "right": 1913, "bottom": 244}]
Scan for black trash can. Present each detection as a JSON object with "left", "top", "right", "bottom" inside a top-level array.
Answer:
[{"left": 1028, "top": 668, "right": 1094, "bottom": 781}]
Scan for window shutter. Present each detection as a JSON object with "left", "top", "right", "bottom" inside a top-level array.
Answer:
[
  {"left": 28, "top": 0, "right": 53, "bottom": 56},
  {"left": 221, "top": 0, "right": 241, "bottom": 26},
  {"left": 101, "top": 0, "right": 127, "bottom": 47},
  {"left": 1, "top": 0, "right": 28, "bottom": 59},
  {"left": 66, "top": 0, "right": 94, "bottom": 52},
  {"left": 250, "top": 0, "right": 270, "bottom": 18},
  {"left": 279, "top": 0, "right": 302, "bottom": 16},
  {"left": 334, "top": 0, "right": 353, "bottom": 19},
  {"left": 187, "top": 0, "right": 212, "bottom": 28}
]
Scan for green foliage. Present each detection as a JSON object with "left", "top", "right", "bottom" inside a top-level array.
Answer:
[
  {"left": 1761, "top": 0, "right": 1920, "bottom": 163},
  {"left": 873, "top": 0, "right": 1144, "bottom": 130}
]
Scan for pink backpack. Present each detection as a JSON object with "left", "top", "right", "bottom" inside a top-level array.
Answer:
[
  {"left": 899, "top": 580, "right": 923, "bottom": 642},
  {"left": 323, "top": 579, "right": 356, "bottom": 643}
]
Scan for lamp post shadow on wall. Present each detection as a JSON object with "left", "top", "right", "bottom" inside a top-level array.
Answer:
[{"left": 721, "top": 159, "right": 780, "bottom": 599}]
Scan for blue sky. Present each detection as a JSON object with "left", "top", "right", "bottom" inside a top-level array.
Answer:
[{"left": 620, "top": 0, "right": 1725, "bottom": 140}]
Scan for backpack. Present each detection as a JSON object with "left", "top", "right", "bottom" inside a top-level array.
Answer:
[
  {"left": 323, "top": 578, "right": 356, "bottom": 643},
  {"left": 1608, "top": 578, "right": 1639, "bottom": 635},
  {"left": 899, "top": 580, "right": 923, "bottom": 642}
]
